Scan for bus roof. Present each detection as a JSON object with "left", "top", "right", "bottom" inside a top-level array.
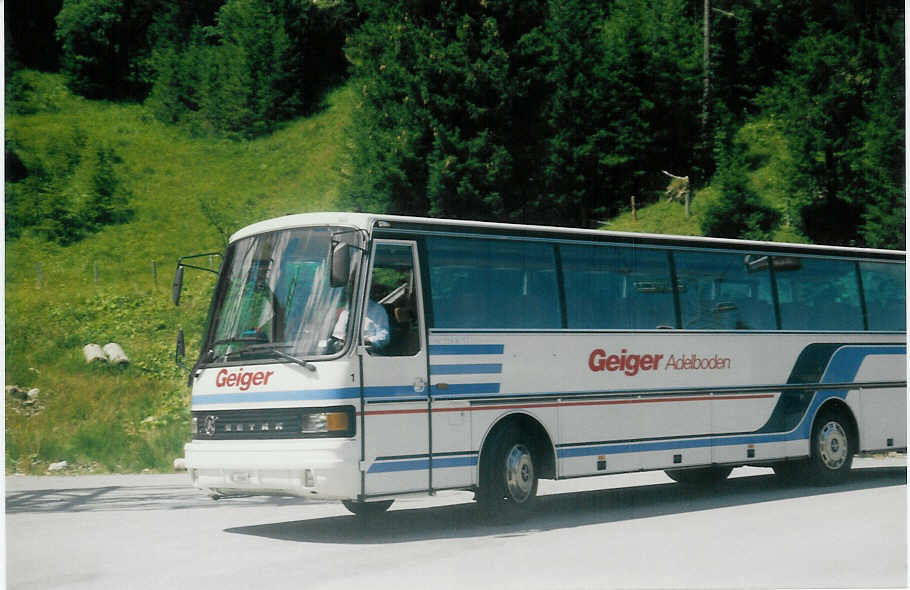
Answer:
[{"left": 229, "top": 211, "right": 905, "bottom": 260}]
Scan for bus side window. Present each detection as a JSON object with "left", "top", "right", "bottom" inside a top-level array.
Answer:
[
  {"left": 366, "top": 243, "right": 421, "bottom": 356},
  {"left": 860, "top": 261, "right": 906, "bottom": 331},
  {"left": 775, "top": 257, "right": 864, "bottom": 331},
  {"left": 562, "top": 243, "right": 675, "bottom": 330},
  {"left": 673, "top": 250, "right": 776, "bottom": 331},
  {"left": 426, "top": 237, "right": 561, "bottom": 330}
]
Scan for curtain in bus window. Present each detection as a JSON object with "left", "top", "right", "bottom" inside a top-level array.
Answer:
[
  {"left": 673, "top": 250, "right": 776, "bottom": 330},
  {"left": 859, "top": 261, "right": 906, "bottom": 331},
  {"left": 774, "top": 257, "right": 863, "bottom": 331},
  {"left": 560, "top": 243, "right": 675, "bottom": 329},
  {"left": 426, "top": 237, "right": 560, "bottom": 329}
]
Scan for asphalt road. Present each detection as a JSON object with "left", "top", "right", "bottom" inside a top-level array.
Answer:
[{"left": 6, "top": 457, "right": 906, "bottom": 590}]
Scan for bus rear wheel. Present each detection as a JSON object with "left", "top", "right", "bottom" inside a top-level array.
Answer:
[
  {"left": 342, "top": 499, "right": 393, "bottom": 517},
  {"left": 478, "top": 427, "right": 539, "bottom": 520},
  {"left": 665, "top": 466, "right": 733, "bottom": 486}
]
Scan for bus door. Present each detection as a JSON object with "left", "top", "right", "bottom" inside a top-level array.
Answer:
[{"left": 359, "top": 240, "right": 430, "bottom": 497}]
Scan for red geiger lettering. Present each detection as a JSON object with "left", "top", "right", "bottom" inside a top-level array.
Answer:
[
  {"left": 215, "top": 368, "right": 275, "bottom": 391},
  {"left": 588, "top": 349, "right": 663, "bottom": 377}
]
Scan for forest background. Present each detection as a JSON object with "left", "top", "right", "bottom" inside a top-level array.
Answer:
[{"left": 5, "top": 0, "right": 905, "bottom": 473}]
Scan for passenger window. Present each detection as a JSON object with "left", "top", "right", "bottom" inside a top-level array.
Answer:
[
  {"left": 860, "top": 261, "right": 906, "bottom": 331},
  {"left": 673, "top": 250, "right": 776, "bottom": 330},
  {"left": 426, "top": 237, "right": 560, "bottom": 329},
  {"left": 561, "top": 244, "right": 676, "bottom": 329},
  {"left": 364, "top": 243, "right": 421, "bottom": 356},
  {"left": 774, "top": 257, "right": 863, "bottom": 331}
]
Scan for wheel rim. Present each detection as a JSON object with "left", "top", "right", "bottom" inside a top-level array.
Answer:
[
  {"left": 504, "top": 443, "right": 534, "bottom": 503},
  {"left": 818, "top": 420, "right": 848, "bottom": 470}
]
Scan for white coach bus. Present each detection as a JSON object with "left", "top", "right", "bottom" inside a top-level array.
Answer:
[{"left": 174, "top": 212, "right": 906, "bottom": 517}]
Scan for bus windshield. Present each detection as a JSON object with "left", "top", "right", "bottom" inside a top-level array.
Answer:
[{"left": 204, "top": 226, "right": 359, "bottom": 364}]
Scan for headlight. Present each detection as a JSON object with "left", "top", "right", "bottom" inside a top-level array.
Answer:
[
  {"left": 191, "top": 416, "right": 198, "bottom": 435},
  {"left": 301, "top": 409, "right": 352, "bottom": 435}
]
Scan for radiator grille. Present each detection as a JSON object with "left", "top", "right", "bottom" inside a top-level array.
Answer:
[{"left": 192, "top": 407, "right": 353, "bottom": 440}]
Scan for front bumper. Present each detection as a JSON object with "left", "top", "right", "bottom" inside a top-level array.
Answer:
[{"left": 185, "top": 438, "right": 360, "bottom": 500}]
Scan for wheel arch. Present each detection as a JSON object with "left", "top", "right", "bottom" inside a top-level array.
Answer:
[
  {"left": 812, "top": 398, "right": 860, "bottom": 455},
  {"left": 477, "top": 412, "right": 557, "bottom": 481}
]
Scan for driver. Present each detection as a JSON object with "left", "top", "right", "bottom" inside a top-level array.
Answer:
[{"left": 330, "top": 296, "right": 390, "bottom": 351}]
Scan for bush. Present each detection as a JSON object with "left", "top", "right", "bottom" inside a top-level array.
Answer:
[
  {"left": 701, "top": 158, "right": 780, "bottom": 241},
  {"left": 147, "top": 0, "right": 355, "bottom": 138},
  {"left": 55, "top": 0, "right": 157, "bottom": 99},
  {"left": 4, "top": 130, "right": 133, "bottom": 244}
]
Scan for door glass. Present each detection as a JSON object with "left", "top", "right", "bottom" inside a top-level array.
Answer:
[{"left": 365, "top": 243, "right": 421, "bottom": 356}]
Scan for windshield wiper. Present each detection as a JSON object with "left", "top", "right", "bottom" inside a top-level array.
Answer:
[
  {"left": 211, "top": 339, "right": 315, "bottom": 371},
  {"left": 260, "top": 346, "right": 317, "bottom": 372}
]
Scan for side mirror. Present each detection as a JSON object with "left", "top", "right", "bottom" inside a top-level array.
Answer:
[
  {"left": 172, "top": 265, "right": 185, "bottom": 306},
  {"left": 329, "top": 242, "right": 351, "bottom": 288}
]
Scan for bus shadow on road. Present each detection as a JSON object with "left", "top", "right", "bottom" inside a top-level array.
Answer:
[{"left": 225, "top": 466, "right": 905, "bottom": 544}]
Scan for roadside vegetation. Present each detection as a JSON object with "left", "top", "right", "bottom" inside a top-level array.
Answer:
[
  {"left": 5, "top": 0, "right": 904, "bottom": 473},
  {"left": 5, "top": 72, "right": 354, "bottom": 473}
]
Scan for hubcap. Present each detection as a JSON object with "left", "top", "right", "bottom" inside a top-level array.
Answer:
[
  {"left": 504, "top": 444, "right": 534, "bottom": 503},
  {"left": 818, "top": 421, "right": 848, "bottom": 470}
]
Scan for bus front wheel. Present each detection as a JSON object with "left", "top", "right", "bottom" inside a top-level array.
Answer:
[
  {"left": 342, "top": 499, "right": 393, "bottom": 517},
  {"left": 478, "top": 427, "right": 539, "bottom": 520},
  {"left": 807, "top": 409, "right": 854, "bottom": 484}
]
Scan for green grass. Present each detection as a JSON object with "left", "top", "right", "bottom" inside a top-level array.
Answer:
[
  {"left": 4, "top": 72, "right": 810, "bottom": 474},
  {"left": 5, "top": 71, "right": 355, "bottom": 473},
  {"left": 603, "top": 120, "right": 810, "bottom": 245}
]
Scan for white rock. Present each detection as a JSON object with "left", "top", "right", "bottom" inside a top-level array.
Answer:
[
  {"left": 83, "top": 343, "right": 107, "bottom": 363},
  {"left": 27, "top": 388, "right": 40, "bottom": 400},
  {"left": 103, "top": 342, "right": 129, "bottom": 365},
  {"left": 173, "top": 458, "right": 187, "bottom": 471},
  {"left": 48, "top": 460, "right": 68, "bottom": 472}
]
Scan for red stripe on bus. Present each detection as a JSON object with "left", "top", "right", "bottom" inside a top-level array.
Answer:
[{"left": 358, "top": 393, "right": 775, "bottom": 416}]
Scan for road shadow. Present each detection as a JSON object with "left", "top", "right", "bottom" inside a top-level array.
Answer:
[
  {"left": 5, "top": 484, "right": 315, "bottom": 514},
  {"left": 225, "top": 467, "right": 906, "bottom": 544}
]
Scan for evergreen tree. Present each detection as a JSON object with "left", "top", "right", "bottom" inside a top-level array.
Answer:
[
  {"left": 55, "top": 0, "right": 160, "bottom": 99},
  {"left": 147, "top": 0, "right": 354, "bottom": 138},
  {"left": 701, "top": 153, "right": 779, "bottom": 240},
  {"left": 598, "top": 0, "right": 701, "bottom": 201},
  {"left": 760, "top": 11, "right": 904, "bottom": 248},
  {"left": 537, "top": 0, "right": 610, "bottom": 227},
  {"left": 344, "top": 0, "right": 555, "bottom": 222}
]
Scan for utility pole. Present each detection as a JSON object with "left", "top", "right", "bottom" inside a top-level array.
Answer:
[{"left": 701, "top": 0, "right": 711, "bottom": 175}]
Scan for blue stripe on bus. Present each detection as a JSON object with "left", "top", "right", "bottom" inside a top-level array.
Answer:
[
  {"left": 432, "top": 383, "right": 501, "bottom": 395},
  {"left": 558, "top": 344, "right": 906, "bottom": 459},
  {"left": 430, "top": 363, "right": 503, "bottom": 375},
  {"left": 429, "top": 344, "right": 505, "bottom": 355},
  {"left": 363, "top": 385, "right": 424, "bottom": 399},
  {"left": 821, "top": 345, "right": 905, "bottom": 383},
  {"left": 192, "top": 387, "right": 360, "bottom": 404},
  {"left": 368, "top": 455, "right": 478, "bottom": 473},
  {"left": 193, "top": 385, "right": 420, "bottom": 404}
]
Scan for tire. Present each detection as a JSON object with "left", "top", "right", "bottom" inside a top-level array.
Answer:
[
  {"left": 806, "top": 409, "right": 854, "bottom": 485},
  {"left": 477, "top": 427, "right": 538, "bottom": 520},
  {"left": 341, "top": 499, "right": 393, "bottom": 517},
  {"left": 665, "top": 466, "right": 733, "bottom": 486}
]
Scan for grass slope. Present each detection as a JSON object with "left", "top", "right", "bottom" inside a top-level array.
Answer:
[
  {"left": 6, "top": 74, "right": 809, "bottom": 475},
  {"left": 5, "top": 71, "right": 354, "bottom": 473},
  {"left": 604, "top": 120, "right": 809, "bottom": 245}
]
